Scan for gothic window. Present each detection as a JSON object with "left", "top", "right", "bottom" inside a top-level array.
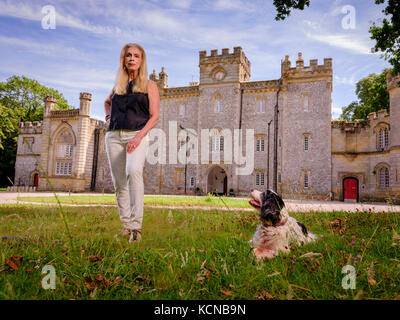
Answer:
[
  {"left": 304, "top": 136, "right": 309, "bottom": 151},
  {"left": 190, "top": 177, "right": 195, "bottom": 187},
  {"left": 211, "top": 128, "right": 224, "bottom": 152},
  {"left": 214, "top": 99, "right": 223, "bottom": 113},
  {"left": 379, "top": 167, "right": 389, "bottom": 188},
  {"left": 376, "top": 125, "right": 389, "bottom": 150},
  {"left": 54, "top": 129, "right": 74, "bottom": 176}
]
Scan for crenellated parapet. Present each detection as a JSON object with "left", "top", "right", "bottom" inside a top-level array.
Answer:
[
  {"left": 19, "top": 121, "right": 43, "bottom": 134},
  {"left": 331, "top": 119, "right": 369, "bottom": 132},
  {"left": 199, "top": 47, "right": 251, "bottom": 82},
  {"left": 368, "top": 109, "right": 389, "bottom": 121},
  {"left": 282, "top": 52, "right": 332, "bottom": 86}
]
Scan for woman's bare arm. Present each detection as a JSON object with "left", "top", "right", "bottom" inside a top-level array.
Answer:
[
  {"left": 104, "top": 88, "right": 115, "bottom": 118},
  {"left": 137, "top": 80, "right": 159, "bottom": 139}
]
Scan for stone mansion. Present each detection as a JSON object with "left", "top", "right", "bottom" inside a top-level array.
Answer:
[{"left": 12, "top": 47, "right": 400, "bottom": 203}]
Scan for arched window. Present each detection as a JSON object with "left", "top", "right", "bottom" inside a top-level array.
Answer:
[
  {"left": 214, "top": 99, "right": 223, "bottom": 113},
  {"left": 379, "top": 167, "right": 389, "bottom": 188},
  {"left": 376, "top": 125, "right": 389, "bottom": 150},
  {"left": 213, "top": 93, "right": 223, "bottom": 113},
  {"left": 55, "top": 130, "right": 74, "bottom": 176},
  {"left": 211, "top": 128, "right": 224, "bottom": 152}
]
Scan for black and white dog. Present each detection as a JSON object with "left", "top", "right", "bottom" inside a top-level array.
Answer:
[{"left": 249, "top": 189, "right": 316, "bottom": 260}]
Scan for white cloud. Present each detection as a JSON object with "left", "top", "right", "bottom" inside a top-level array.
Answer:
[
  {"left": 305, "top": 32, "right": 374, "bottom": 55},
  {"left": 168, "top": 0, "right": 192, "bottom": 9}
]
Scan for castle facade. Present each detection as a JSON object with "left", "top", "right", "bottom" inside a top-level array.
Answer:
[{"left": 11, "top": 47, "right": 400, "bottom": 203}]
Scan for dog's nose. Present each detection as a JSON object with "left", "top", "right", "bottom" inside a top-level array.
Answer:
[{"left": 250, "top": 189, "right": 254, "bottom": 192}]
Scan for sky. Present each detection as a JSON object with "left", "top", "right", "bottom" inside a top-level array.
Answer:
[{"left": 0, "top": 0, "right": 390, "bottom": 120}]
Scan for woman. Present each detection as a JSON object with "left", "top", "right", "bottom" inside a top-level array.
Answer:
[{"left": 104, "top": 43, "right": 159, "bottom": 242}]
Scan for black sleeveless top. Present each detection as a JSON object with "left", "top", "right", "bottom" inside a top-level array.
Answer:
[{"left": 108, "top": 80, "right": 150, "bottom": 131}]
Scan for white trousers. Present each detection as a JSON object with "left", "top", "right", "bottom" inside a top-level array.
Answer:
[{"left": 105, "top": 130, "right": 149, "bottom": 231}]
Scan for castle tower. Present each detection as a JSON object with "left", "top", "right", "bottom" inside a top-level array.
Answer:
[
  {"left": 37, "top": 96, "right": 56, "bottom": 190},
  {"left": 280, "top": 53, "right": 333, "bottom": 198},
  {"left": 159, "top": 66, "right": 168, "bottom": 88},
  {"left": 44, "top": 95, "right": 56, "bottom": 116},
  {"left": 387, "top": 72, "right": 400, "bottom": 198},
  {"left": 199, "top": 46, "right": 250, "bottom": 84},
  {"left": 75, "top": 92, "right": 92, "bottom": 182}
]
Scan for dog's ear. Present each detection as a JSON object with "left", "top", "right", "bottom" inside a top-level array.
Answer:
[{"left": 267, "top": 189, "right": 285, "bottom": 209}]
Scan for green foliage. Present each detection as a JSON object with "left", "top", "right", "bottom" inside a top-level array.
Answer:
[
  {"left": 0, "top": 75, "right": 72, "bottom": 187},
  {"left": 273, "top": 0, "right": 310, "bottom": 21},
  {"left": 339, "top": 70, "right": 390, "bottom": 121},
  {"left": 370, "top": 0, "right": 400, "bottom": 77},
  {"left": 1, "top": 204, "right": 399, "bottom": 299}
]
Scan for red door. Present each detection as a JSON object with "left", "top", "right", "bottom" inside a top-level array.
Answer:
[
  {"left": 343, "top": 178, "right": 357, "bottom": 201},
  {"left": 33, "top": 173, "right": 39, "bottom": 187}
]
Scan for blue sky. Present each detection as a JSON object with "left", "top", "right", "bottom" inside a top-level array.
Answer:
[{"left": 0, "top": 0, "right": 390, "bottom": 120}]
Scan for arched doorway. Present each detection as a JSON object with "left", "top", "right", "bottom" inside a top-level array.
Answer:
[
  {"left": 33, "top": 173, "right": 39, "bottom": 188},
  {"left": 343, "top": 177, "right": 358, "bottom": 202},
  {"left": 207, "top": 166, "right": 228, "bottom": 195}
]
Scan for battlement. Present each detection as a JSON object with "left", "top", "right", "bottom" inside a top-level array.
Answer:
[
  {"left": 331, "top": 119, "right": 369, "bottom": 131},
  {"left": 199, "top": 47, "right": 250, "bottom": 69},
  {"left": 19, "top": 121, "right": 43, "bottom": 134},
  {"left": 200, "top": 46, "right": 247, "bottom": 60},
  {"left": 368, "top": 109, "right": 389, "bottom": 121},
  {"left": 199, "top": 47, "right": 251, "bottom": 83},
  {"left": 282, "top": 52, "right": 332, "bottom": 81}
]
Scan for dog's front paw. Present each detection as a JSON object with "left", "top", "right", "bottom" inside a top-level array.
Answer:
[{"left": 254, "top": 248, "right": 276, "bottom": 260}]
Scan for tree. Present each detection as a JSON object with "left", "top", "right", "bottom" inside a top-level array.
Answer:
[
  {"left": 370, "top": 0, "right": 400, "bottom": 77},
  {"left": 0, "top": 75, "right": 70, "bottom": 121},
  {"left": 273, "top": 0, "right": 400, "bottom": 76},
  {"left": 339, "top": 70, "right": 390, "bottom": 121},
  {"left": 0, "top": 75, "right": 72, "bottom": 187}
]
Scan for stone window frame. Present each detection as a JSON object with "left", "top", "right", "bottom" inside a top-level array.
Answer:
[
  {"left": 190, "top": 176, "right": 195, "bottom": 187},
  {"left": 210, "top": 127, "right": 224, "bottom": 152},
  {"left": 212, "top": 92, "right": 224, "bottom": 113},
  {"left": 303, "top": 133, "right": 311, "bottom": 152},
  {"left": 52, "top": 124, "right": 76, "bottom": 177},
  {"left": 302, "top": 170, "right": 311, "bottom": 189},
  {"left": 374, "top": 122, "right": 390, "bottom": 151},
  {"left": 255, "top": 169, "right": 265, "bottom": 186},
  {"left": 374, "top": 162, "right": 390, "bottom": 189},
  {"left": 301, "top": 93, "right": 310, "bottom": 112},
  {"left": 255, "top": 96, "right": 266, "bottom": 113},
  {"left": 255, "top": 134, "right": 266, "bottom": 152}
]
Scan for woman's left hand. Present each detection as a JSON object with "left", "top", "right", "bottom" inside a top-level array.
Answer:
[{"left": 126, "top": 134, "right": 143, "bottom": 153}]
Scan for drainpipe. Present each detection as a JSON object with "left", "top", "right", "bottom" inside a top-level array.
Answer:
[
  {"left": 273, "top": 78, "right": 282, "bottom": 193},
  {"left": 267, "top": 119, "right": 272, "bottom": 190},
  {"left": 90, "top": 127, "right": 100, "bottom": 191}
]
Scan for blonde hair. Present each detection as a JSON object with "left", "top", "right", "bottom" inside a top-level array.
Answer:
[{"left": 114, "top": 43, "right": 148, "bottom": 94}]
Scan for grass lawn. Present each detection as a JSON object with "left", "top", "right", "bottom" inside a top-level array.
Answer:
[
  {"left": 0, "top": 203, "right": 399, "bottom": 300},
  {"left": 16, "top": 194, "right": 251, "bottom": 208}
]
